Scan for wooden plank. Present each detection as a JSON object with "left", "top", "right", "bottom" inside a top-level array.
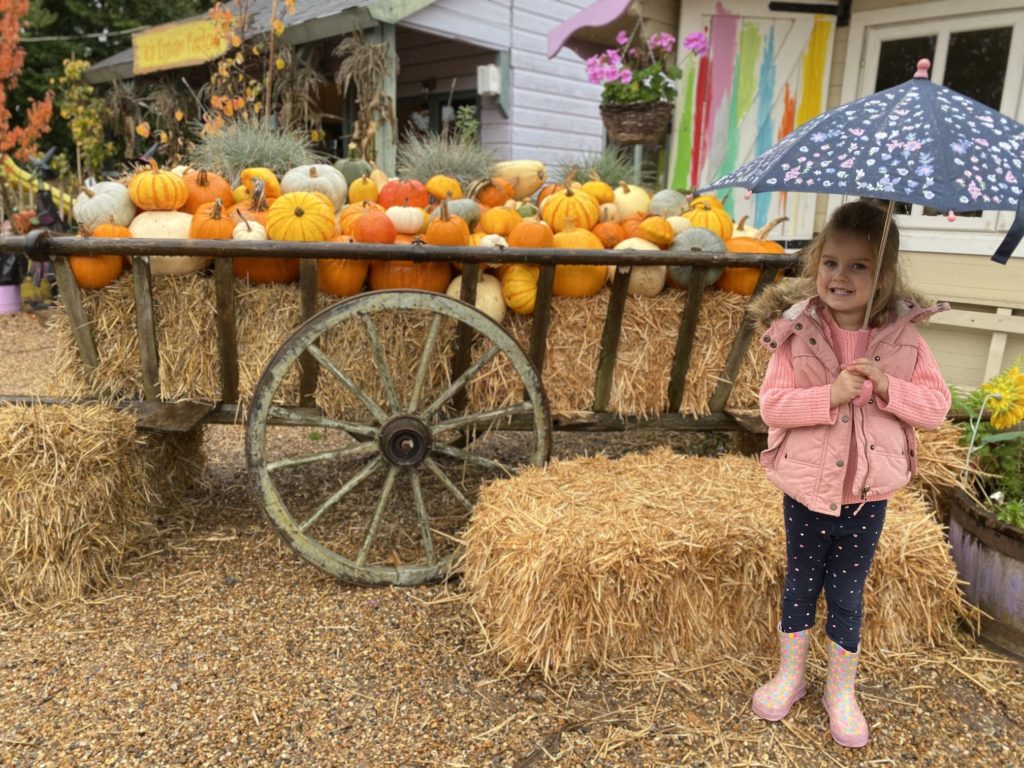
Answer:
[
  {"left": 928, "top": 307, "right": 1024, "bottom": 335},
  {"left": 298, "top": 258, "right": 319, "bottom": 408},
  {"left": 592, "top": 266, "right": 630, "bottom": 412},
  {"left": 452, "top": 262, "right": 480, "bottom": 413},
  {"left": 666, "top": 269, "right": 708, "bottom": 414},
  {"left": 131, "top": 255, "right": 161, "bottom": 401},
  {"left": 131, "top": 400, "right": 214, "bottom": 433},
  {"left": 51, "top": 254, "right": 99, "bottom": 374},
  {"left": 528, "top": 264, "right": 555, "bottom": 375},
  {"left": 984, "top": 308, "right": 1012, "bottom": 381},
  {"left": 214, "top": 256, "right": 239, "bottom": 403},
  {"left": 708, "top": 268, "right": 779, "bottom": 414},
  {"left": 725, "top": 408, "right": 768, "bottom": 434}
]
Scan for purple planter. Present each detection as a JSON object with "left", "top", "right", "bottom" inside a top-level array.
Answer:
[{"left": 947, "top": 488, "right": 1024, "bottom": 660}]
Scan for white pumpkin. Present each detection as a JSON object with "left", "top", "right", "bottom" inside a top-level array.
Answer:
[
  {"left": 609, "top": 237, "right": 665, "bottom": 296},
  {"left": 129, "top": 210, "right": 211, "bottom": 276},
  {"left": 232, "top": 219, "right": 268, "bottom": 240},
  {"left": 73, "top": 182, "right": 136, "bottom": 231},
  {"left": 478, "top": 233, "right": 508, "bottom": 249},
  {"left": 666, "top": 215, "right": 692, "bottom": 235},
  {"left": 598, "top": 202, "right": 620, "bottom": 223},
  {"left": 386, "top": 205, "right": 427, "bottom": 235},
  {"left": 613, "top": 181, "right": 650, "bottom": 219},
  {"left": 446, "top": 272, "right": 506, "bottom": 324},
  {"left": 648, "top": 189, "right": 689, "bottom": 218},
  {"left": 281, "top": 164, "right": 349, "bottom": 210}
]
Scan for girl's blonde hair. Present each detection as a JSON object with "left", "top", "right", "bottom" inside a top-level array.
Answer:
[{"left": 800, "top": 200, "right": 926, "bottom": 327}]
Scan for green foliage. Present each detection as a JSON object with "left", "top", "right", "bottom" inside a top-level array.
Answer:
[
  {"left": 995, "top": 499, "right": 1024, "bottom": 528},
  {"left": 55, "top": 58, "right": 113, "bottom": 178},
  {"left": 397, "top": 131, "right": 496, "bottom": 190},
  {"left": 453, "top": 105, "right": 479, "bottom": 145},
  {"left": 552, "top": 146, "right": 634, "bottom": 186},
  {"left": 188, "top": 120, "right": 321, "bottom": 185}
]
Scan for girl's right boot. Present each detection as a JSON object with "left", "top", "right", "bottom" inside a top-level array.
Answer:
[{"left": 751, "top": 626, "right": 810, "bottom": 721}]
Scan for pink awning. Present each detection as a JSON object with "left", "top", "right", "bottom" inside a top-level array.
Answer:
[{"left": 547, "top": 0, "right": 632, "bottom": 58}]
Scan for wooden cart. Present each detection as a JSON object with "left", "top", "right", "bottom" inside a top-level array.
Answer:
[{"left": 0, "top": 232, "right": 799, "bottom": 585}]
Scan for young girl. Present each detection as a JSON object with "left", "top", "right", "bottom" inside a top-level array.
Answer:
[{"left": 747, "top": 201, "right": 951, "bottom": 748}]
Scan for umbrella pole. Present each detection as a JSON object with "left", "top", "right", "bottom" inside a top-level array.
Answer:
[{"left": 861, "top": 198, "right": 896, "bottom": 330}]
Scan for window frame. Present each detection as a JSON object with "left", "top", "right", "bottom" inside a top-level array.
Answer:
[{"left": 837, "top": 0, "right": 1024, "bottom": 257}]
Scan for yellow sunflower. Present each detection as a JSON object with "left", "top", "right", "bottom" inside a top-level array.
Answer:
[{"left": 982, "top": 365, "right": 1024, "bottom": 431}]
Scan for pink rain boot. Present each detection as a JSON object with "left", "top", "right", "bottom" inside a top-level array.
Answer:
[
  {"left": 822, "top": 639, "right": 869, "bottom": 748},
  {"left": 752, "top": 626, "right": 810, "bottom": 721}
]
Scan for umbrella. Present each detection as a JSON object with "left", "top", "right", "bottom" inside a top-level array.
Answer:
[{"left": 700, "top": 58, "right": 1024, "bottom": 405}]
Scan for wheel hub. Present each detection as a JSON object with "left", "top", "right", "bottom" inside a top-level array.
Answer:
[{"left": 378, "top": 416, "right": 432, "bottom": 466}]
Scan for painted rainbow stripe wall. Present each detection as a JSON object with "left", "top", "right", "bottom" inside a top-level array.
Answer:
[{"left": 671, "top": 2, "right": 834, "bottom": 238}]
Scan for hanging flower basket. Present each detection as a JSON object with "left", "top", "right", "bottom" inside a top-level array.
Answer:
[{"left": 600, "top": 101, "right": 673, "bottom": 145}]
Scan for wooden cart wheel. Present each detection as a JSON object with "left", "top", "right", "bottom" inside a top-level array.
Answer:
[{"left": 246, "top": 290, "right": 551, "bottom": 586}]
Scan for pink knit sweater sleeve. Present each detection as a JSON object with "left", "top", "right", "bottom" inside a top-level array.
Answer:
[
  {"left": 877, "top": 338, "right": 951, "bottom": 429},
  {"left": 759, "top": 340, "right": 837, "bottom": 428}
]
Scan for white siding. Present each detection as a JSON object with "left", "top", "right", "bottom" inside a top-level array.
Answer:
[{"left": 402, "top": 0, "right": 511, "bottom": 50}]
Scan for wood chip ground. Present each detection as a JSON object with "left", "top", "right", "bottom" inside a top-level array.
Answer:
[{"left": 1, "top": 309, "right": 1022, "bottom": 767}]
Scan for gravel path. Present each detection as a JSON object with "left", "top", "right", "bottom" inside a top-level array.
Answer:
[{"left": 1, "top": 308, "right": 1022, "bottom": 767}]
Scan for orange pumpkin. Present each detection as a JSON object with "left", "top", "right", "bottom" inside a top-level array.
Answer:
[
  {"left": 128, "top": 159, "right": 188, "bottom": 211},
  {"left": 377, "top": 179, "right": 429, "bottom": 209},
  {"left": 234, "top": 256, "right": 300, "bottom": 285},
  {"left": 423, "top": 199, "right": 469, "bottom": 246},
  {"left": 425, "top": 174, "right": 462, "bottom": 201},
  {"left": 190, "top": 199, "right": 234, "bottom": 240},
  {"left": 535, "top": 182, "right": 564, "bottom": 206},
  {"left": 551, "top": 221, "right": 606, "bottom": 297},
  {"left": 240, "top": 167, "right": 282, "bottom": 198},
  {"left": 182, "top": 169, "right": 234, "bottom": 214},
  {"left": 318, "top": 236, "right": 368, "bottom": 297},
  {"left": 337, "top": 200, "right": 385, "bottom": 235},
  {"left": 636, "top": 215, "right": 674, "bottom": 247},
  {"left": 716, "top": 217, "right": 788, "bottom": 295},
  {"left": 479, "top": 207, "right": 522, "bottom": 237},
  {"left": 472, "top": 177, "right": 515, "bottom": 208},
  {"left": 542, "top": 185, "right": 599, "bottom": 233},
  {"left": 619, "top": 211, "right": 648, "bottom": 240},
  {"left": 227, "top": 178, "right": 273, "bottom": 226},
  {"left": 352, "top": 208, "right": 397, "bottom": 244},
  {"left": 591, "top": 219, "right": 626, "bottom": 249},
  {"left": 369, "top": 260, "right": 451, "bottom": 293},
  {"left": 507, "top": 217, "right": 554, "bottom": 249},
  {"left": 71, "top": 221, "right": 128, "bottom": 288}
]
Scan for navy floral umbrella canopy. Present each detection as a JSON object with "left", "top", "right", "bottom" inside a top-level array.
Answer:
[{"left": 701, "top": 59, "right": 1024, "bottom": 264}]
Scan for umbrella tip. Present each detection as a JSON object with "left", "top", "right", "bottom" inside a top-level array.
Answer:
[
  {"left": 914, "top": 58, "right": 931, "bottom": 78},
  {"left": 744, "top": 189, "right": 753, "bottom": 200},
  {"left": 947, "top": 210, "right": 956, "bottom": 222}
]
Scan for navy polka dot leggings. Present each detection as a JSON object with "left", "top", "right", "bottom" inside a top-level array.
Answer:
[{"left": 781, "top": 495, "right": 887, "bottom": 653}]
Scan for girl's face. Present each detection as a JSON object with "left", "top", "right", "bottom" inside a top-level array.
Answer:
[{"left": 816, "top": 235, "right": 876, "bottom": 330}]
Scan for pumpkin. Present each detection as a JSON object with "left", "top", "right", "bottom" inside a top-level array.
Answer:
[
  {"left": 581, "top": 173, "right": 614, "bottom": 204},
  {"left": 334, "top": 144, "right": 373, "bottom": 185},
  {"left": 648, "top": 188, "right": 689, "bottom": 218},
  {"left": 368, "top": 161, "right": 390, "bottom": 191},
  {"left": 232, "top": 185, "right": 250, "bottom": 204},
  {"left": 619, "top": 211, "right": 648, "bottom": 240},
  {"left": 352, "top": 208, "right": 397, "bottom": 244},
  {"left": 232, "top": 218, "right": 268, "bottom": 241},
  {"left": 227, "top": 178, "right": 273, "bottom": 226},
  {"left": 516, "top": 201, "right": 540, "bottom": 219},
  {"left": 432, "top": 198, "right": 481, "bottom": 231},
  {"left": 666, "top": 215, "right": 692, "bottom": 235},
  {"left": 611, "top": 238, "right": 666, "bottom": 297},
  {"left": 613, "top": 181, "right": 650, "bottom": 219},
  {"left": 387, "top": 204, "right": 428, "bottom": 235},
  {"left": 598, "top": 201, "right": 620, "bottom": 223},
  {"left": 71, "top": 222, "right": 128, "bottom": 289},
  {"left": 666, "top": 227, "right": 726, "bottom": 289},
  {"left": 716, "top": 217, "right": 788, "bottom": 295},
  {"left": 189, "top": 199, "right": 234, "bottom": 240},
  {"left": 426, "top": 174, "right": 463, "bottom": 201},
  {"left": 446, "top": 272, "right": 506, "bottom": 323},
  {"left": 265, "top": 191, "right": 335, "bottom": 242},
  {"left": 469, "top": 177, "right": 514, "bottom": 208},
  {"left": 233, "top": 223, "right": 300, "bottom": 284},
  {"left": 552, "top": 222, "right": 606, "bottom": 297},
  {"left": 535, "top": 182, "right": 564, "bottom": 206},
  {"left": 731, "top": 214, "right": 761, "bottom": 238},
  {"left": 73, "top": 182, "right": 136, "bottom": 230},
  {"left": 542, "top": 182, "right": 599, "bottom": 233},
  {"left": 319, "top": 248, "right": 369, "bottom": 298},
  {"left": 507, "top": 217, "right": 554, "bottom": 249},
  {"left": 181, "top": 169, "right": 234, "bottom": 214},
  {"left": 592, "top": 219, "right": 626, "bottom": 249},
  {"left": 129, "top": 210, "right": 211, "bottom": 276},
  {"left": 338, "top": 201, "right": 385, "bottom": 235},
  {"left": 479, "top": 207, "right": 522, "bottom": 237},
  {"left": 491, "top": 159, "right": 547, "bottom": 199},
  {"left": 347, "top": 174, "right": 378, "bottom": 204},
  {"left": 636, "top": 215, "right": 674, "bottom": 247},
  {"left": 127, "top": 159, "right": 189, "bottom": 211},
  {"left": 682, "top": 201, "right": 733, "bottom": 241},
  {"left": 369, "top": 260, "right": 451, "bottom": 292},
  {"left": 240, "top": 167, "right": 282, "bottom": 198},
  {"left": 690, "top": 193, "right": 724, "bottom": 209},
  {"left": 281, "top": 164, "right": 349, "bottom": 210},
  {"left": 378, "top": 178, "right": 429, "bottom": 209},
  {"left": 424, "top": 198, "right": 469, "bottom": 246},
  {"left": 501, "top": 263, "right": 540, "bottom": 315}
]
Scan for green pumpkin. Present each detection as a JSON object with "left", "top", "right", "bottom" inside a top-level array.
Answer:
[
  {"left": 667, "top": 227, "right": 726, "bottom": 288},
  {"left": 431, "top": 198, "right": 481, "bottom": 231},
  {"left": 333, "top": 143, "right": 372, "bottom": 185}
]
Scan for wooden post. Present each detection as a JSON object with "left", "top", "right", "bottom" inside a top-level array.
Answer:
[
  {"left": 452, "top": 262, "right": 480, "bottom": 412},
  {"left": 51, "top": 254, "right": 99, "bottom": 374},
  {"left": 666, "top": 270, "right": 708, "bottom": 413},
  {"left": 214, "top": 257, "right": 239, "bottom": 403},
  {"left": 593, "top": 266, "right": 630, "bottom": 411},
  {"left": 298, "top": 258, "right": 319, "bottom": 407},
  {"left": 528, "top": 264, "right": 555, "bottom": 376},
  {"left": 131, "top": 255, "right": 161, "bottom": 401},
  {"left": 367, "top": 22, "right": 397, "bottom": 176}
]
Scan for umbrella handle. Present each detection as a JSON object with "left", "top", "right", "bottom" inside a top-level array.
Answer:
[{"left": 852, "top": 381, "right": 873, "bottom": 407}]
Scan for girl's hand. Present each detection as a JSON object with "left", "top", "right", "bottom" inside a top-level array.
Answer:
[
  {"left": 844, "top": 358, "right": 890, "bottom": 400},
  {"left": 830, "top": 369, "right": 866, "bottom": 407}
]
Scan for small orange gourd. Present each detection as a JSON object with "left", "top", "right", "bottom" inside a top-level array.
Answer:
[
  {"left": 716, "top": 217, "right": 788, "bottom": 295},
  {"left": 507, "top": 217, "right": 554, "bottom": 249},
  {"left": 71, "top": 220, "right": 128, "bottom": 288},
  {"left": 479, "top": 207, "right": 522, "bottom": 237},
  {"left": 551, "top": 220, "right": 606, "bottom": 297},
  {"left": 352, "top": 207, "right": 398, "bottom": 244},
  {"left": 189, "top": 199, "right": 234, "bottom": 240},
  {"left": 369, "top": 260, "right": 452, "bottom": 293},
  {"left": 181, "top": 169, "right": 234, "bottom": 214},
  {"left": 319, "top": 236, "right": 369, "bottom": 297},
  {"left": 423, "top": 198, "right": 469, "bottom": 246},
  {"left": 636, "top": 215, "right": 674, "bottom": 247}
]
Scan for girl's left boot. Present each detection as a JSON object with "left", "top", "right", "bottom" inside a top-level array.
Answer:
[
  {"left": 751, "top": 626, "right": 810, "bottom": 721},
  {"left": 822, "top": 639, "right": 869, "bottom": 748}
]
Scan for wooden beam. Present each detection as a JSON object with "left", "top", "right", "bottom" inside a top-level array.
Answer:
[
  {"left": 593, "top": 266, "right": 629, "bottom": 412},
  {"left": 50, "top": 254, "right": 99, "bottom": 375},
  {"left": 298, "top": 258, "right": 319, "bottom": 407},
  {"left": 528, "top": 264, "right": 555, "bottom": 376},
  {"left": 131, "top": 255, "right": 161, "bottom": 401},
  {"left": 214, "top": 256, "right": 238, "bottom": 403},
  {"left": 666, "top": 270, "right": 707, "bottom": 413}
]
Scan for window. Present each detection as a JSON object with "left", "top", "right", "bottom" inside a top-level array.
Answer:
[{"left": 841, "top": 2, "right": 1024, "bottom": 255}]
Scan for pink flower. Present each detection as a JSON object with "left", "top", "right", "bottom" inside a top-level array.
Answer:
[
  {"left": 683, "top": 31, "right": 708, "bottom": 57},
  {"left": 615, "top": 29, "right": 629, "bottom": 46},
  {"left": 648, "top": 32, "right": 676, "bottom": 52},
  {"left": 619, "top": 68, "right": 633, "bottom": 84}
]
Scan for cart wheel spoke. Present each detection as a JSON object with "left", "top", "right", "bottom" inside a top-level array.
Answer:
[
  {"left": 299, "top": 456, "right": 384, "bottom": 534},
  {"left": 408, "top": 314, "right": 443, "bottom": 412},
  {"left": 409, "top": 469, "right": 437, "bottom": 566},
  {"left": 420, "top": 343, "right": 501, "bottom": 420},
  {"left": 355, "top": 465, "right": 399, "bottom": 568},
  {"left": 431, "top": 402, "right": 535, "bottom": 435},
  {"left": 307, "top": 342, "right": 389, "bottom": 424},
  {"left": 266, "top": 406, "right": 378, "bottom": 439},
  {"left": 431, "top": 442, "right": 514, "bottom": 475},
  {"left": 267, "top": 440, "right": 378, "bottom": 471},
  {"left": 360, "top": 312, "right": 401, "bottom": 414},
  {"left": 423, "top": 457, "right": 474, "bottom": 512}
]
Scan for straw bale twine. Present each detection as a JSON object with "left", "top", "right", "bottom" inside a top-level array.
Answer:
[
  {"left": 461, "top": 449, "right": 975, "bottom": 679},
  {"left": 0, "top": 403, "right": 203, "bottom": 612}
]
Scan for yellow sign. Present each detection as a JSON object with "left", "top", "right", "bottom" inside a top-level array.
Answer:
[{"left": 132, "top": 18, "right": 228, "bottom": 76}]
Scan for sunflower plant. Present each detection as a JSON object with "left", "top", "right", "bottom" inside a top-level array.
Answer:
[{"left": 957, "top": 361, "right": 1024, "bottom": 528}]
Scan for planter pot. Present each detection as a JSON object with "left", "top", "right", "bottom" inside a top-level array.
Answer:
[
  {"left": 600, "top": 101, "right": 673, "bottom": 145},
  {"left": 0, "top": 283, "right": 21, "bottom": 314},
  {"left": 946, "top": 488, "right": 1024, "bottom": 659}
]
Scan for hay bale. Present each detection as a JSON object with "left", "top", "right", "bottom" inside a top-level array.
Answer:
[
  {"left": 0, "top": 403, "right": 202, "bottom": 612},
  {"left": 461, "top": 450, "right": 975, "bottom": 678}
]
